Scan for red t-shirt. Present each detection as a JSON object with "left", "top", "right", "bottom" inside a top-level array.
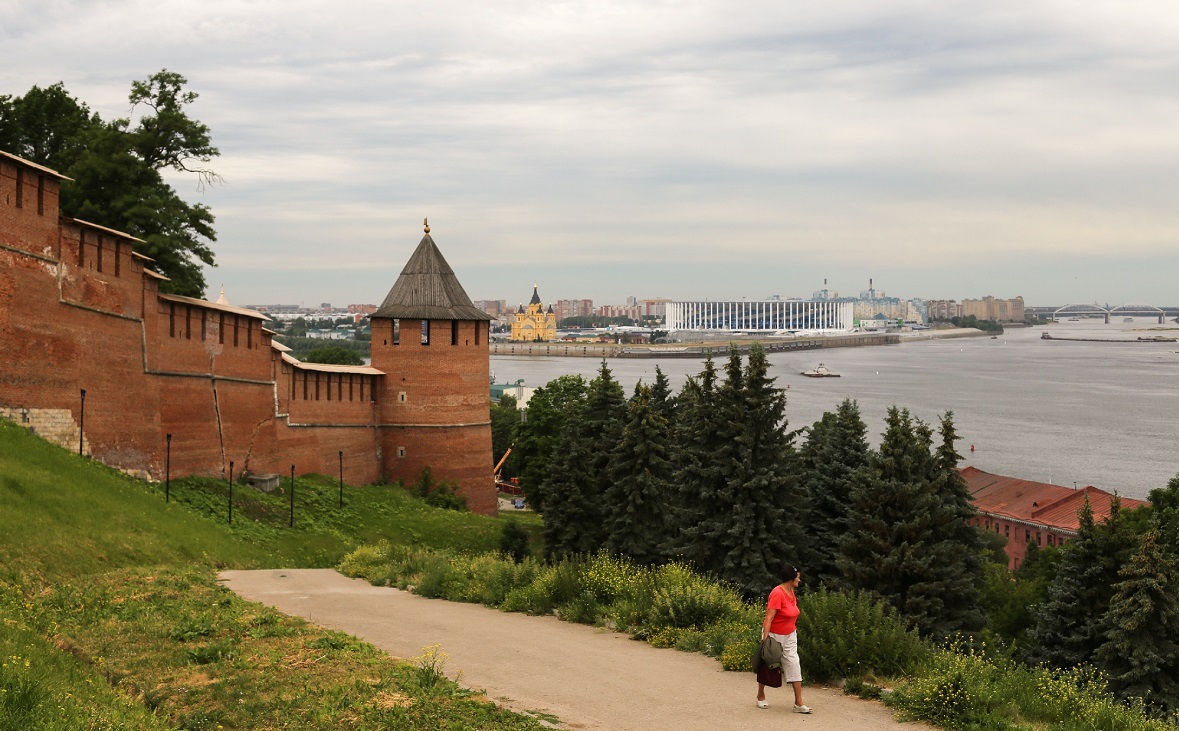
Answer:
[{"left": 767, "top": 584, "right": 800, "bottom": 635}]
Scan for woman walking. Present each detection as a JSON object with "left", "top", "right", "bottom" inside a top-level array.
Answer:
[{"left": 756, "top": 565, "right": 811, "bottom": 713}]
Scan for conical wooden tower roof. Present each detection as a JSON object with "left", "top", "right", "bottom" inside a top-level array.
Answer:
[{"left": 374, "top": 225, "right": 492, "bottom": 321}]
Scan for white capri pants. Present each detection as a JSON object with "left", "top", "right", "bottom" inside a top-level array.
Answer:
[{"left": 768, "top": 631, "right": 802, "bottom": 683}]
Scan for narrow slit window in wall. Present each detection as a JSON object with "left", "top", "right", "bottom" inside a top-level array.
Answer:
[
  {"left": 475, "top": 321, "right": 481, "bottom": 345},
  {"left": 78, "top": 230, "right": 85, "bottom": 266},
  {"left": 303, "top": 372, "right": 308, "bottom": 400},
  {"left": 421, "top": 320, "right": 430, "bottom": 345},
  {"left": 201, "top": 310, "right": 207, "bottom": 340},
  {"left": 291, "top": 370, "right": 296, "bottom": 400},
  {"left": 14, "top": 169, "right": 22, "bottom": 208},
  {"left": 326, "top": 374, "right": 332, "bottom": 401},
  {"left": 233, "top": 316, "right": 240, "bottom": 347},
  {"left": 219, "top": 313, "right": 225, "bottom": 344},
  {"left": 247, "top": 320, "right": 253, "bottom": 349},
  {"left": 359, "top": 378, "right": 365, "bottom": 402},
  {"left": 185, "top": 306, "right": 192, "bottom": 339},
  {"left": 169, "top": 302, "right": 176, "bottom": 337},
  {"left": 96, "top": 236, "right": 103, "bottom": 273},
  {"left": 348, "top": 375, "right": 354, "bottom": 401},
  {"left": 114, "top": 241, "right": 121, "bottom": 276},
  {"left": 393, "top": 319, "right": 400, "bottom": 345},
  {"left": 397, "top": 447, "right": 406, "bottom": 458},
  {"left": 451, "top": 320, "right": 458, "bottom": 345},
  {"left": 36, "top": 175, "right": 44, "bottom": 215},
  {"left": 337, "top": 375, "right": 343, "bottom": 401},
  {"left": 315, "top": 373, "right": 320, "bottom": 400}
]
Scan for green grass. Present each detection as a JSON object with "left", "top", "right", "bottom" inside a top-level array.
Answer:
[{"left": 0, "top": 418, "right": 546, "bottom": 729}]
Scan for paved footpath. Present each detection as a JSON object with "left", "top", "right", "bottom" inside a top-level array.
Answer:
[{"left": 220, "top": 569, "right": 934, "bottom": 731}]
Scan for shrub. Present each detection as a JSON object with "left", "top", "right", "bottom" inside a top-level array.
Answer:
[
  {"left": 721, "top": 636, "right": 759, "bottom": 672},
  {"left": 499, "top": 519, "right": 530, "bottom": 563},
  {"left": 338, "top": 541, "right": 392, "bottom": 584},
  {"left": 466, "top": 553, "right": 540, "bottom": 606},
  {"left": 580, "top": 553, "right": 639, "bottom": 605},
  {"left": 411, "top": 466, "right": 468, "bottom": 511},
  {"left": 559, "top": 591, "right": 603, "bottom": 625},
  {"left": 412, "top": 555, "right": 466, "bottom": 600},
  {"left": 798, "top": 587, "right": 929, "bottom": 682},
  {"left": 649, "top": 562, "right": 744, "bottom": 629},
  {"left": 888, "top": 643, "right": 1177, "bottom": 731}
]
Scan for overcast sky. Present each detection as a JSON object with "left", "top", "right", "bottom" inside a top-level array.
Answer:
[{"left": 4, "top": 1, "right": 1178, "bottom": 307}]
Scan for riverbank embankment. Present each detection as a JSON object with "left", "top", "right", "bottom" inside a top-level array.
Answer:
[{"left": 491, "top": 328, "right": 990, "bottom": 358}]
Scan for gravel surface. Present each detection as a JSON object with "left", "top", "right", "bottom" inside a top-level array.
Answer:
[{"left": 220, "top": 569, "right": 935, "bottom": 731}]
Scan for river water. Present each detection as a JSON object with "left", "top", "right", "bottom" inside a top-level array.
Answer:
[{"left": 491, "top": 319, "right": 1179, "bottom": 501}]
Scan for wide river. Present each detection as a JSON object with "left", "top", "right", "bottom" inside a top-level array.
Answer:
[{"left": 492, "top": 319, "right": 1179, "bottom": 501}]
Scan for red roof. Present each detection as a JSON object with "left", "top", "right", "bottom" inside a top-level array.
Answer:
[{"left": 962, "top": 466, "right": 1149, "bottom": 533}]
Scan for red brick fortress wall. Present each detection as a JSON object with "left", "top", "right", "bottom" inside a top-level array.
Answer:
[{"left": 0, "top": 153, "right": 495, "bottom": 513}]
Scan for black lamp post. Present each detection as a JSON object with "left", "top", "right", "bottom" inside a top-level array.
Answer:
[
  {"left": 78, "top": 388, "right": 86, "bottom": 456},
  {"left": 228, "top": 460, "right": 234, "bottom": 525},
  {"left": 165, "top": 433, "right": 172, "bottom": 502}
]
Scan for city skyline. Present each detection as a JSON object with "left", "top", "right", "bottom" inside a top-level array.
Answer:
[{"left": 4, "top": 2, "right": 1179, "bottom": 306}]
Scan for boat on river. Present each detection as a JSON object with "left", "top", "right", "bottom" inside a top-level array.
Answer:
[{"left": 801, "top": 363, "right": 840, "bottom": 378}]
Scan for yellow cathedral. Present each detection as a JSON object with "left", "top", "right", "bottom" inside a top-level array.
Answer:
[{"left": 510, "top": 285, "right": 558, "bottom": 341}]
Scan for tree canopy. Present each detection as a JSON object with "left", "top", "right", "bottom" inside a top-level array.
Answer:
[
  {"left": 0, "top": 70, "right": 219, "bottom": 296},
  {"left": 303, "top": 346, "right": 364, "bottom": 366}
]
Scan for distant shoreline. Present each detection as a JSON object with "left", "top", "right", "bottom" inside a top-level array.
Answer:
[{"left": 490, "top": 328, "right": 990, "bottom": 358}]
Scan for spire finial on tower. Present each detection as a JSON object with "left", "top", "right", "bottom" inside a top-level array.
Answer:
[{"left": 423, "top": 217, "right": 430, "bottom": 234}]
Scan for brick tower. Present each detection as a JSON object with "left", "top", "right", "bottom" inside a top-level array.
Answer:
[{"left": 370, "top": 221, "right": 497, "bottom": 514}]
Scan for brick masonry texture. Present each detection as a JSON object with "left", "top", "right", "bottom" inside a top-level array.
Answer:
[{"left": 0, "top": 154, "right": 496, "bottom": 514}]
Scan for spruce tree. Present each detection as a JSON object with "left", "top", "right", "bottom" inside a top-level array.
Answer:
[
  {"left": 541, "top": 414, "right": 600, "bottom": 559},
  {"left": 667, "top": 356, "right": 727, "bottom": 562},
  {"left": 926, "top": 412, "right": 987, "bottom": 633},
  {"left": 649, "top": 365, "right": 675, "bottom": 420},
  {"left": 541, "top": 361, "right": 625, "bottom": 558},
  {"left": 680, "top": 345, "right": 802, "bottom": 597},
  {"left": 583, "top": 359, "right": 627, "bottom": 498},
  {"left": 1148, "top": 474, "right": 1179, "bottom": 551},
  {"left": 1026, "top": 495, "right": 1110, "bottom": 668},
  {"left": 800, "top": 399, "right": 869, "bottom": 588},
  {"left": 603, "top": 383, "right": 672, "bottom": 565},
  {"left": 838, "top": 407, "right": 984, "bottom": 637},
  {"left": 1094, "top": 526, "right": 1179, "bottom": 716}
]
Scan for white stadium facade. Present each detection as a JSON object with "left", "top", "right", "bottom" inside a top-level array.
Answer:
[{"left": 665, "top": 299, "right": 854, "bottom": 333}]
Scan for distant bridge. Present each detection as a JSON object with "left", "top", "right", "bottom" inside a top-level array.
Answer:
[{"left": 1025, "top": 304, "right": 1179, "bottom": 324}]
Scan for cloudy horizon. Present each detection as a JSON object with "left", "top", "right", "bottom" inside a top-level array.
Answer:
[{"left": 4, "top": 1, "right": 1178, "bottom": 308}]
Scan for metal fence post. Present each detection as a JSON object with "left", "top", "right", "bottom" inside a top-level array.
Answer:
[
  {"left": 289, "top": 465, "right": 295, "bottom": 528},
  {"left": 78, "top": 389, "right": 86, "bottom": 456},
  {"left": 338, "top": 451, "right": 344, "bottom": 508}
]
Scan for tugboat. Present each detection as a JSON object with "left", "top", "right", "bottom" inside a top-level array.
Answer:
[{"left": 801, "top": 363, "right": 840, "bottom": 378}]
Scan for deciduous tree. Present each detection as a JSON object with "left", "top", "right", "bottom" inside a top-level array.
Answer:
[
  {"left": 0, "top": 70, "right": 219, "bottom": 296},
  {"left": 512, "top": 374, "right": 588, "bottom": 512}
]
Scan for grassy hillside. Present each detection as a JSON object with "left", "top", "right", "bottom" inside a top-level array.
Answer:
[
  {"left": 0, "top": 419, "right": 546, "bottom": 730},
  {"left": 0, "top": 421, "right": 273, "bottom": 581}
]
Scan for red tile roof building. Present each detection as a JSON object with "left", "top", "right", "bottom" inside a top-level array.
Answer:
[{"left": 962, "top": 466, "right": 1149, "bottom": 569}]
